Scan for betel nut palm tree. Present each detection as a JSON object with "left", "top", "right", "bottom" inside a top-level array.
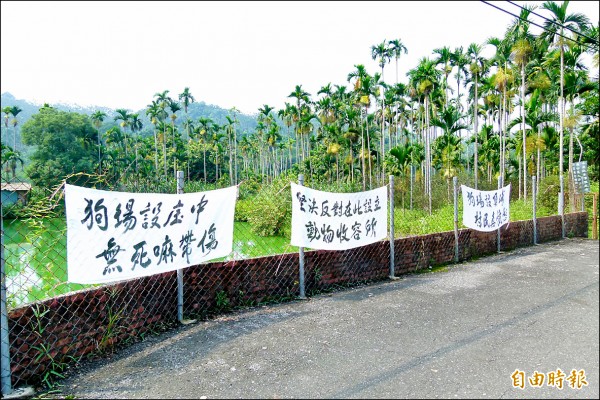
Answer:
[
  {"left": 113, "top": 108, "right": 132, "bottom": 158},
  {"left": 154, "top": 90, "right": 172, "bottom": 178},
  {"left": 145, "top": 100, "right": 161, "bottom": 175},
  {"left": 540, "top": 0, "right": 590, "bottom": 213},
  {"left": 91, "top": 110, "right": 107, "bottom": 171},
  {"left": 507, "top": 4, "right": 535, "bottom": 199},
  {"left": 388, "top": 38, "right": 408, "bottom": 85},
  {"left": 467, "top": 42, "right": 487, "bottom": 189},
  {"left": 9, "top": 105, "right": 22, "bottom": 151}
]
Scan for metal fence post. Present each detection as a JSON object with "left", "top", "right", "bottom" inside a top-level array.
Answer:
[
  {"left": 389, "top": 175, "right": 395, "bottom": 279},
  {"left": 593, "top": 193, "right": 598, "bottom": 240},
  {"left": 497, "top": 176, "right": 501, "bottom": 253},
  {"left": 1, "top": 209, "right": 13, "bottom": 396},
  {"left": 532, "top": 175, "right": 537, "bottom": 245},
  {"left": 298, "top": 174, "right": 306, "bottom": 299},
  {"left": 176, "top": 171, "right": 184, "bottom": 323},
  {"left": 559, "top": 174, "right": 565, "bottom": 238},
  {"left": 453, "top": 176, "right": 459, "bottom": 263}
]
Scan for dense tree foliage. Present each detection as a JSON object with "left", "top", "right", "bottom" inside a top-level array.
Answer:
[{"left": 21, "top": 106, "right": 98, "bottom": 188}]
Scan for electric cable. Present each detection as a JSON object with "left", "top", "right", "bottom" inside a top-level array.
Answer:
[
  {"left": 480, "top": 0, "right": 597, "bottom": 52},
  {"left": 505, "top": 0, "right": 598, "bottom": 45}
]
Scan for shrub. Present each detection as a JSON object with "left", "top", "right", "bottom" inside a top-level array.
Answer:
[
  {"left": 234, "top": 198, "right": 252, "bottom": 222},
  {"left": 537, "top": 175, "right": 569, "bottom": 215},
  {"left": 237, "top": 177, "right": 261, "bottom": 199},
  {"left": 245, "top": 177, "right": 292, "bottom": 237}
]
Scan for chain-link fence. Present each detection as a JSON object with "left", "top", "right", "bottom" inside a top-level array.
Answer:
[{"left": 0, "top": 169, "right": 593, "bottom": 394}]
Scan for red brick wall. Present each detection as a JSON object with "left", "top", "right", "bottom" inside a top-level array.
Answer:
[{"left": 7, "top": 212, "right": 589, "bottom": 387}]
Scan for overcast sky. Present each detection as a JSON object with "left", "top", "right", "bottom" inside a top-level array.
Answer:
[{"left": 1, "top": 1, "right": 598, "bottom": 116}]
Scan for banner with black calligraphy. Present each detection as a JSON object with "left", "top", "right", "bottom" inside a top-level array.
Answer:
[
  {"left": 461, "top": 184, "right": 511, "bottom": 232},
  {"left": 65, "top": 184, "right": 237, "bottom": 284},
  {"left": 290, "top": 182, "right": 388, "bottom": 250}
]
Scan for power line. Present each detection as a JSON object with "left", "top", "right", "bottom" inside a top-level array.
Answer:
[
  {"left": 480, "top": 0, "right": 597, "bottom": 52},
  {"left": 505, "top": 0, "right": 599, "bottom": 45}
]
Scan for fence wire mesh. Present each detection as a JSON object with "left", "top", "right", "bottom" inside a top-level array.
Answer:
[{"left": 0, "top": 168, "right": 593, "bottom": 392}]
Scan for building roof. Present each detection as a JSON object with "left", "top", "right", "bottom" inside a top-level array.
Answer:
[{"left": 1, "top": 182, "right": 32, "bottom": 191}]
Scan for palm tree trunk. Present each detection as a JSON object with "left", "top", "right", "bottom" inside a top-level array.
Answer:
[
  {"left": 501, "top": 86, "right": 507, "bottom": 186},
  {"left": 233, "top": 134, "right": 238, "bottom": 185},
  {"left": 360, "top": 110, "right": 366, "bottom": 191},
  {"left": 135, "top": 137, "right": 139, "bottom": 175},
  {"left": 425, "top": 97, "right": 432, "bottom": 215},
  {"left": 350, "top": 147, "right": 354, "bottom": 183},
  {"left": 410, "top": 164, "right": 414, "bottom": 210},
  {"left": 559, "top": 36, "right": 565, "bottom": 207},
  {"left": 295, "top": 125, "right": 300, "bottom": 166},
  {"left": 203, "top": 146, "right": 207, "bottom": 183},
  {"left": 153, "top": 129, "right": 159, "bottom": 178},
  {"left": 162, "top": 129, "right": 168, "bottom": 179},
  {"left": 521, "top": 65, "right": 527, "bottom": 201},
  {"left": 536, "top": 126, "right": 541, "bottom": 188},
  {"left": 97, "top": 129, "right": 102, "bottom": 173},
  {"left": 124, "top": 129, "right": 129, "bottom": 158},
  {"left": 229, "top": 132, "right": 234, "bottom": 186},
  {"left": 474, "top": 75, "right": 479, "bottom": 190},
  {"left": 518, "top": 157, "right": 522, "bottom": 200},
  {"left": 172, "top": 122, "right": 177, "bottom": 178},
  {"left": 568, "top": 125, "right": 575, "bottom": 211}
]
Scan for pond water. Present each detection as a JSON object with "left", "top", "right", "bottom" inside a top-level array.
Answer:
[{"left": 2, "top": 218, "right": 294, "bottom": 308}]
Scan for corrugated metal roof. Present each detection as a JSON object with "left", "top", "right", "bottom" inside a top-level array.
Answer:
[{"left": 1, "top": 182, "right": 32, "bottom": 191}]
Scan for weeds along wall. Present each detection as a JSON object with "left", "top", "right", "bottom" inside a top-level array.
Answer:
[{"left": 5, "top": 212, "right": 588, "bottom": 387}]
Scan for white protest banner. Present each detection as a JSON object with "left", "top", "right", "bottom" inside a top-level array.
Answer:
[
  {"left": 65, "top": 184, "right": 237, "bottom": 284},
  {"left": 461, "top": 184, "right": 511, "bottom": 232},
  {"left": 290, "top": 182, "right": 388, "bottom": 250}
]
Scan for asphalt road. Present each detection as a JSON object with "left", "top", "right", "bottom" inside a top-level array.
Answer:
[{"left": 51, "top": 238, "right": 599, "bottom": 399}]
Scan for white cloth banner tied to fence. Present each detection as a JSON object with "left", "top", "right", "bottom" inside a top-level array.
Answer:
[
  {"left": 461, "top": 184, "right": 511, "bottom": 232},
  {"left": 290, "top": 182, "right": 388, "bottom": 250},
  {"left": 65, "top": 184, "right": 237, "bottom": 284}
]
